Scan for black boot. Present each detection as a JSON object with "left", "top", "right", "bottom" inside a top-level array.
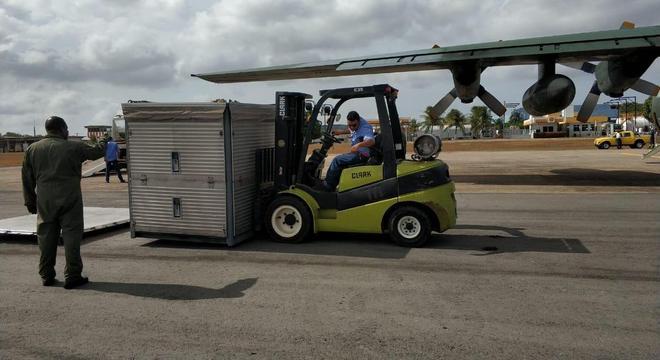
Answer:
[{"left": 64, "top": 277, "right": 89, "bottom": 289}]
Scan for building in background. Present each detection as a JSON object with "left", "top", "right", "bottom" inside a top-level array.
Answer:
[
  {"left": 84, "top": 125, "right": 112, "bottom": 140},
  {"left": 0, "top": 136, "right": 42, "bottom": 152},
  {"left": 368, "top": 117, "right": 412, "bottom": 139},
  {"left": 524, "top": 103, "right": 625, "bottom": 138}
]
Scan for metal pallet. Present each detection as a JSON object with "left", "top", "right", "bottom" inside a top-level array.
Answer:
[{"left": 0, "top": 207, "right": 129, "bottom": 237}]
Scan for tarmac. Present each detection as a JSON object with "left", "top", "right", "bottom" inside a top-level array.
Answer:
[{"left": 1, "top": 148, "right": 659, "bottom": 359}]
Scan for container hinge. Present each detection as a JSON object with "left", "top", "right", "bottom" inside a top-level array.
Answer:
[
  {"left": 207, "top": 176, "right": 216, "bottom": 189},
  {"left": 139, "top": 174, "right": 148, "bottom": 185}
]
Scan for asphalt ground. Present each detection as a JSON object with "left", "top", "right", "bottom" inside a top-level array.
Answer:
[{"left": 1, "top": 148, "right": 659, "bottom": 359}]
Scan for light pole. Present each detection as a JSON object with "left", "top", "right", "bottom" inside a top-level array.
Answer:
[
  {"left": 619, "top": 95, "right": 637, "bottom": 132},
  {"left": 501, "top": 101, "right": 520, "bottom": 138},
  {"left": 608, "top": 96, "right": 637, "bottom": 132}
]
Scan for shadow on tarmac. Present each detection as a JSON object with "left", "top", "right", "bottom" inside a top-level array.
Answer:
[
  {"left": 78, "top": 277, "right": 258, "bottom": 300},
  {"left": 452, "top": 168, "right": 660, "bottom": 186},
  {"left": 143, "top": 224, "right": 589, "bottom": 258},
  {"left": 145, "top": 233, "right": 410, "bottom": 259},
  {"left": 429, "top": 224, "right": 590, "bottom": 255}
]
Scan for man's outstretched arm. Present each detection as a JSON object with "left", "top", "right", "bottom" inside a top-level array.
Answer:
[{"left": 21, "top": 150, "right": 37, "bottom": 214}]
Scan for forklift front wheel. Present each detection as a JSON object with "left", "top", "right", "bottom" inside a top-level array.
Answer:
[
  {"left": 265, "top": 196, "right": 312, "bottom": 243},
  {"left": 388, "top": 206, "right": 431, "bottom": 247}
]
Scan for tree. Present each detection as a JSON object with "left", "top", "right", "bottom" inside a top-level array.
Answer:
[
  {"left": 507, "top": 109, "right": 525, "bottom": 129},
  {"left": 469, "top": 106, "right": 493, "bottom": 138},
  {"left": 3, "top": 132, "right": 29, "bottom": 137},
  {"left": 617, "top": 101, "right": 644, "bottom": 121},
  {"left": 407, "top": 118, "right": 420, "bottom": 140},
  {"left": 642, "top": 96, "right": 653, "bottom": 121},
  {"left": 303, "top": 107, "right": 322, "bottom": 139},
  {"left": 445, "top": 109, "right": 466, "bottom": 138},
  {"left": 421, "top": 106, "right": 444, "bottom": 133}
]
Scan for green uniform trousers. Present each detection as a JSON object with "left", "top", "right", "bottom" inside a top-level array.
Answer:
[{"left": 37, "top": 193, "right": 85, "bottom": 281}]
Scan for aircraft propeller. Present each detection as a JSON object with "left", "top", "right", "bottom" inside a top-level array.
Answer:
[
  {"left": 567, "top": 61, "right": 659, "bottom": 122},
  {"left": 566, "top": 22, "right": 659, "bottom": 122},
  {"left": 431, "top": 62, "right": 506, "bottom": 117}
]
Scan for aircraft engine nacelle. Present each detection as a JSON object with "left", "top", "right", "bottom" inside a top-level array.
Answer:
[
  {"left": 522, "top": 74, "right": 576, "bottom": 116},
  {"left": 451, "top": 61, "right": 481, "bottom": 103},
  {"left": 595, "top": 52, "right": 656, "bottom": 98}
]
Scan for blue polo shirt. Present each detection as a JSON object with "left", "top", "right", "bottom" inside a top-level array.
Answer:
[
  {"left": 351, "top": 117, "right": 374, "bottom": 157},
  {"left": 105, "top": 141, "right": 119, "bottom": 161}
]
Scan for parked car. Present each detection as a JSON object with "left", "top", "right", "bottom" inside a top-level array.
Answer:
[{"left": 594, "top": 131, "right": 650, "bottom": 149}]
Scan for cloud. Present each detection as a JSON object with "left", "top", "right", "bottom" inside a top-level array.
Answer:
[{"left": 0, "top": 0, "right": 658, "bottom": 135}]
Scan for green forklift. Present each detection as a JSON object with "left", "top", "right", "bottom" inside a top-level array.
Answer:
[{"left": 257, "top": 84, "right": 456, "bottom": 247}]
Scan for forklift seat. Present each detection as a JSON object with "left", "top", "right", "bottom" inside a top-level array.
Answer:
[
  {"left": 366, "top": 133, "right": 383, "bottom": 165},
  {"left": 344, "top": 133, "right": 382, "bottom": 169}
]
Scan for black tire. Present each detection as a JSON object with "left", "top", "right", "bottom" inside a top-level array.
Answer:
[
  {"left": 634, "top": 140, "right": 644, "bottom": 149},
  {"left": 601, "top": 142, "right": 610, "bottom": 149},
  {"left": 264, "top": 196, "right": 312, "bottom": 243},
  {"left": 387, "top": 206, "right": 432, "bottom": 247}
]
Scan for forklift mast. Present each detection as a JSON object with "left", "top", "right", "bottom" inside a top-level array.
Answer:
[{"left": 274, "top": 91, "right": 312, "bottom": 190}]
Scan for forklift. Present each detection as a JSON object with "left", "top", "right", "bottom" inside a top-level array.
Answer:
[{"left": 257, "top": 84, "right": 457, "bottom": 247}]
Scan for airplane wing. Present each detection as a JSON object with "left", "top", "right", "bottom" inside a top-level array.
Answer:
[
  {"left": 192, "top": 24, "right": 660, "bottom": 119},
  {"left": 192, "top": 26, "right": 660, "bottom": 83}
]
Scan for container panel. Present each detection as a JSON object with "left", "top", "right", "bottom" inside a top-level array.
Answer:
[
  {"left": 123, "top": 103, "right": 227, "bottom": 240},
  {"left": 229, "top": 104, "right": 276, "bottom": 238},
  {"left": 129, "top": 121, "right": 225, "bottom": 176},
  {"left": 131, "top": 186, "right": 226, "bottom": 236}
]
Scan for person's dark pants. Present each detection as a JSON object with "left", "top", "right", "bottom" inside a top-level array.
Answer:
[
  {"left": 105, "top": 160, "right": 125, "bottom": 182},
  {"left": 616, "top": 138, "right": 622, "bottom": 149},
  {"left": 323, "top": 152, "right": 367, "bottom": 190},
  {"left": 37, "top": 194, "right": 85, "bottom": 282}
]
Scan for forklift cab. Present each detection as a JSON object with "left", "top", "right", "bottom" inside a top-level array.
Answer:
[
  {"left": 264, "top": 84, "right": 457, "bottom": 247},
  {"left": 275, "top": 84, "right": 404, "bottom": 191}
]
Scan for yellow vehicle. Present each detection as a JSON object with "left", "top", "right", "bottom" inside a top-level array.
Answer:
[
  {"left": 594, "top": 131, "right": 650, "bottom": 149},
  {"left": 259, "top": 85, "right": 457, "bottom": 247}
]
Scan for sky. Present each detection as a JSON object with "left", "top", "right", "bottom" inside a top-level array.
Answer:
[{"left": 1, "top": 0, "right": 658, "bottom": 136}]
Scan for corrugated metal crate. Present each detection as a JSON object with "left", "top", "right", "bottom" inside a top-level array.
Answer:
[{"left": 122, "top": 102, "right": 275, "bottom": 246}]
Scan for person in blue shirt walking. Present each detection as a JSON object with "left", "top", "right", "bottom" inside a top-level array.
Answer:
[
  {"left": 322, "top": 111, "right": 375, "bottom": 191},
  {"left": 104, "top": 137, "right": 125, "bottom": 183}
]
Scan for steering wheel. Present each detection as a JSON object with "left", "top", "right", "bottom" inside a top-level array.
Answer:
[{"left": 323, "top": 132, "right": 343, "bottom": 144}]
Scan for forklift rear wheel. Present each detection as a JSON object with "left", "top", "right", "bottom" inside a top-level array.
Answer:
[
  {"left": 266, "top": 196, "right": 312, "bottom": 243},
  {"left": 388, "top": 206, "right": 431, "bottom": 247}
]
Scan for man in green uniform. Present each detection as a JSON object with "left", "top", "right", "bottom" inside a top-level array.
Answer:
[{"left": 22, "top": 116, "right": 105, "bottom": 289}]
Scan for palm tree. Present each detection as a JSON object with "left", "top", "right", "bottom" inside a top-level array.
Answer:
[
  {"left": 445, "top": 109, "right": 466, "bottom": 138},
  {"left": 469, "top": 106, "right": 493, "bottom": 138},
  {"left": 421, "top": 106, "right": 444, "bottom": 133},
  {"left": 408, "top": 118, "right": 420, "bottom": 140},
  {"left": 507, "top": 109, "right": 524, "bottom": 129}
]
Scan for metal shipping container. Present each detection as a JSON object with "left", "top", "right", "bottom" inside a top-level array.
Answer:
[{"left": 122, "top": 102, "right": 275, "bottom": 246}]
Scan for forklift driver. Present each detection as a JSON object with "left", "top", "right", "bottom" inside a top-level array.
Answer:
[{"left": 321, "top": 111, "right": 375, "bottom": 191}]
